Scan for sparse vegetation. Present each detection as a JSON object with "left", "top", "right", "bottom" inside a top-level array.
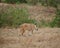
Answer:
[
  {"left": 0, "top": 1, "right": 60, "bottom": 48},
  {"left": 50, "top": 9, "right": 60, "bottom": 27},
  {"left": 0, "top": 5, "right": 36, "bottom": 28},
  {"left": 0, "top": 0, "right": 60, "bottom": 28}
]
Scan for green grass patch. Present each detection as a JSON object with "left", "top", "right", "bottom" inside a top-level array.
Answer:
[
  {"left": 50, "top": 10, "right": 60, "bottom": 27},
  {"left": 0, "top": 6, "right": 36, "bottom": 28}
]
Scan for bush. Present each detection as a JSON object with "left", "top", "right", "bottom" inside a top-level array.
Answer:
[
  {"left": 2, "top": 0, "right": 27, "bottom": 4},
  {"left": 3, "top": 0, "right": 39, "bottom": 5},
  {"left": 4, "top": 0, "right": 18, "bottom": 4},
  {"left": 26, "top": 0, "right": 39, "bottom": 5},
  {"left": 1, "top": 0, "right": 59, "bottom": 7},
  {"left": 50, "top": 10, "right": 60, "bottom": 27},
  {"left": 38, "top": 0, "right": 58, "bottom": 9},
  {"left": 0, "top": 6, "right": 36, "bottom": 27}
]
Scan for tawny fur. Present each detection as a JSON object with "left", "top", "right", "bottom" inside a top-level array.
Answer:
[{"left": 20, "top": 23, "right": 38, "bottom": 35}]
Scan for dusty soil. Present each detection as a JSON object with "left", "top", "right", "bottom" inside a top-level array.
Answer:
[{"left": 0, "top": 28, "right": 60, "bottom": 48}]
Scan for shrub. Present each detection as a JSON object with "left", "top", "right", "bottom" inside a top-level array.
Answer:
[
  {"left": 0, "top": 6, "right": 36, "bottom": 28},
  {"left": 3, "top": 0, "right": 27, "bottom": 4},
  {"left": 4, "top": 0, "right": 18, "bottom": 4},
  {"left": 50, "top": 10, "right": 60, "bottom": 27},
  {"left": 26, "top": 0, "right": 39, "bottom": 5},
  {"left": 39, "top": 0, "right": 58, "bottom": 8}
]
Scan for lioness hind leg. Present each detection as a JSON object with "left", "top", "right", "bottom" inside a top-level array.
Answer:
[{"left": 31, "top": 29, "right": 34, "bottom": 34}]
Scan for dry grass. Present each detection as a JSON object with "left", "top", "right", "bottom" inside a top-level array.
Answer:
[
  {"left": 0, "top": 28, "right": 60, "bottom": 48},
  {"left": 0, "top": 3, "right": 56, "bottom": 22}
]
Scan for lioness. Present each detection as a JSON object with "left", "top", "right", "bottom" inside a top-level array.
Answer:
[{"left": 20, "top": 23, "right": 38, "bottom": 35}]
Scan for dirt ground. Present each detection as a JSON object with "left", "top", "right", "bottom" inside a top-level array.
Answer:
[{"left": 0, "top": 28, "right": 60, "bottom": 48}]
